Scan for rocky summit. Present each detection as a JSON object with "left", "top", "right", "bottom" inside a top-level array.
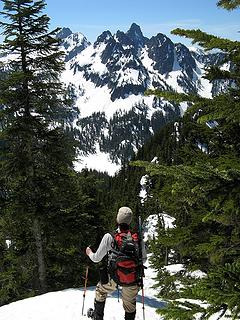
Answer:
[{"left": 53, "top": 25, "right": 230, "bottom": 168}]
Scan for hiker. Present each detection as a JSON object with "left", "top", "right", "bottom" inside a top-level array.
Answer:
[{"left": 86, "top": 206, "right": 147, "bottom": 320}]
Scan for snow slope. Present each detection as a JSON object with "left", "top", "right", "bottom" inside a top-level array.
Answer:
[
  {"left": 0, "top": 215, "right": 232, "bottom": 320},
  {"left": 74, "top": 144, "right": 121, "bottom": 176},
  {"left": 0, "top": 285, "right": 164, "bottom": 320},
  {"left": 0, "top": 216, "right": 165, "bottom": 320}
]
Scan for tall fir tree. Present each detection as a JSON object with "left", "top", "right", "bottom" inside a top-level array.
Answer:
[
  {"left": 134, "top": 1, "right": 240, "bottom": 318},
  {"left": 0, "top": 0, "right": 94, "bottom": 304}
]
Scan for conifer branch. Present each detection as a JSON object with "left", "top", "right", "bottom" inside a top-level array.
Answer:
[
  {"left": 145, "top": 89, "right": 208, "bottom": 104},
  {"left": 217, "top": 0, "right": 240, "bottom": 10},
  {"left": 171, "top": 28, "right": 240, "bottom": 52}
]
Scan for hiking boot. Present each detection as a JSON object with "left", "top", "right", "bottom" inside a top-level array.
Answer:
[
  {"left": 93, "top": 300, "right": 105, "bottom": 320},
  {"left": 87, "top": 308, "right": 94, "bottom": 318},
  {"left": 125, "top": 311, "right": 136, "bottom": 320}
]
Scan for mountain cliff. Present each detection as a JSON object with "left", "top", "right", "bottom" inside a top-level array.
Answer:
[{"left": 0, "top": 24, "right": 227, "bottom": 173}]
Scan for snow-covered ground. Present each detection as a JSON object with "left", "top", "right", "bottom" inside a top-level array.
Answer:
[
  {"left": 0, "top": 161, "right": 232, "bottom": 320},
  {"left": 0, "top": 285, "right": 164, "bottom": 320},
  {"left": 0, "top": 216, "right": 165, "bottom": 320},
  {"left": 0, "top": 214, "right": 233, "bottom": 320}
]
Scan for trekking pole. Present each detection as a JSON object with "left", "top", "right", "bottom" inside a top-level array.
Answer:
[
  {"left": 138, "top": 216, "right": 146, "bottom": 320},
  {"left": 117, "top": 285, "right": 120, "bottom": 302},
  {"left": 141, "top": 279, "right": 145, "bottom": 320},
  {"left": 82, "top": 265, "right": 89, "bottom": 316}
]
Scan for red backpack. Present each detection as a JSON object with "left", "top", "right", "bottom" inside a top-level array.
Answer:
[{"left": 108, "top": 230, "right": 140, "bottom": 286}]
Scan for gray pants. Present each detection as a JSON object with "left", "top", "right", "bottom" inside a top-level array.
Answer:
[{"left": 95, "top": 279, "right": 139, "bottom": 313}]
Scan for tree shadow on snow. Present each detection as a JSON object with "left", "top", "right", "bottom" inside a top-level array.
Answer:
[
  {"left": 75, "top": 286, "right": 166, "bottom": 309},
  {"left": 109, "top": 290, "right": 166, "bottom": 309}
]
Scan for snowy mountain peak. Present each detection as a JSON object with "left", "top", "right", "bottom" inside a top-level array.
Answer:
[
  {"left": 57, "top": 24, "right": 226, "bottom": 172},
  {"left": 146, "top": 33, "right": 175, "bottom": 74},
  {"left": 95, "top": 30, "right": 113, "bottom": 45},
  {"left": 126, "top": 23, "right": 146, "bottom": 47},
  {"left": 127, "top": 22, "right": 142, "bottom": 35},
  {"left": 59, "top": 29, "right": 90, "bottom": 62},
  {"left": 57, "top": 27, "right": 73, "bottom": 40},
  {"left": 0, "top": 24, "right": 229, "bottom": 174},
  {"left": 154, "top": 32, "right": 173, "bottom": 46},
  {"left": 174, "top": 43, "right": 197, "bottom": 77}
]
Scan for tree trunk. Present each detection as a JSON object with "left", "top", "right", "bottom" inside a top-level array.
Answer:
[
  {"left": 33, "top": 217, "right": 47, "bottom": 293},
  {"left": 164, "top": 247, "right": 169, "bottom": 266}
]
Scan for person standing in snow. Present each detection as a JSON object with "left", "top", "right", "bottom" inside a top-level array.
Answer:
[{"left": 86, "top": 206, "right": 147, "bottom": 320}]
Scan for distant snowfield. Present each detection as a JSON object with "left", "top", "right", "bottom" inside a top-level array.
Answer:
[{"left": 74, "top": 146, "right": 121, "bottom": 176}]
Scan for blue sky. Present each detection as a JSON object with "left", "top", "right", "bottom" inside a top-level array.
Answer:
[
  {"left": 0, "top": 0, "right": 239, "bottom": 46},
  {"left": 45, "top": 0, "right": 239, "bottom": 45}
]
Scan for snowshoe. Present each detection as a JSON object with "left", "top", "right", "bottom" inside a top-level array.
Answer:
[{"left": 87, "top": 308, "right": 94, "bottom": 318}]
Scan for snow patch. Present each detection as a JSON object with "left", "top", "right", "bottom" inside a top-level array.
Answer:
[
  {"left": 74, "top": 145, "right": 120, "bottom": 176},
  {"left": 139, "top": 175, "right": 149, "bottom": 203}
]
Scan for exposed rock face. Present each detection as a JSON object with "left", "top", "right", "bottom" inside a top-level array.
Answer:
[{"left": 1, "top": 24, "right": 227, "bottom": 168}]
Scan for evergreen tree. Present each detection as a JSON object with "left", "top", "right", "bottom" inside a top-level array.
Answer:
[
  {"left": 135, "top": 1, "right": 240, "bottom": 318},
  {"left": 0, "top": 0, "right": 92, "bottom": 304}
]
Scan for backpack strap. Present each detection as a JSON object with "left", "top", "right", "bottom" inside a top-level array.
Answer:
[
  {"left": 109, "top": 231, "right": 119, "bottom": 252},
  {"left": 109, "top": 229, "right": 137, "bottom": 252}
]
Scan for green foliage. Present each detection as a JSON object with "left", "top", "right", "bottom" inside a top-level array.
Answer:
[
  {"left": 145, "top": 89, "right": 203, "bottom": 104},
  {"left": 158, "top": 300, "right": 206, "bottom": 320},
  {"left": 74, "top": 101, "right": 180, "bottom": 165},
  {"left": 0, "top": 0, "right": 107, "bottom": 304},
  {"left": 217, "top": 0, "right": 240, "bottom": 10},
  {"left": 138, "top": 3, "right": 240, "bottom": 319},
  {"left": 171, "top": 28, "right": 240, "bottom": 52}
]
